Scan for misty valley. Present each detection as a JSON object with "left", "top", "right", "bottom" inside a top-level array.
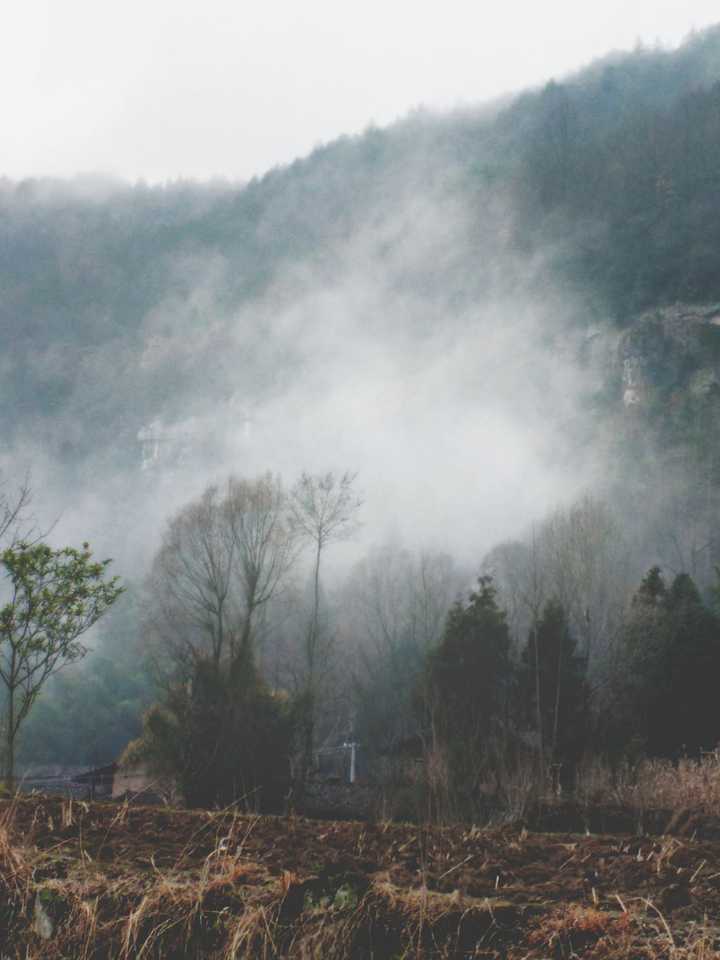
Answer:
[{"left": 5, "top": 23, "right": 720, "bottom": 960}]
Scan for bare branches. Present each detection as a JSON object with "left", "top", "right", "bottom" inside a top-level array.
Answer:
[
  {"left": 484, "top": 495, "right": 628, "bottom": 675},
  {"left": 150, "top": 485, "right": 236, "bottom": 667},
  {"left": 288, "top": 471, "right": 362, "bottom": 778},
  {"left": 288, "top": 471, "right": 362, "bottom": 551},
  {"left": 0, "top": 472, "right": 33, "bottom": 548},
  {"left": 226, "top": 475, "right": 298, "bottom": 622},
  {"left": 146, "top": 473, "right": 299, "bottom": 671}
]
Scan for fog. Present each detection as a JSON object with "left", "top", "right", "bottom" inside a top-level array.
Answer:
[
  {"left": 0, "top": 175, "right": 614, "bottom": 593},
  {"left": 1, "top": 15, "right": 717, "bottom": 659}
]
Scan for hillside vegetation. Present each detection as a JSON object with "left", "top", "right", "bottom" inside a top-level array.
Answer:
[
  {"left": 4, "top": 27, "right": 720, "bottom": 461},
  {"left": 9, "top": 27, "right": 720, "bottom": 784}
]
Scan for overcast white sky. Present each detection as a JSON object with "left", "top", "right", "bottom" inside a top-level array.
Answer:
[{"left": 1, "top": 0, "right": 718, "bottom": 183}]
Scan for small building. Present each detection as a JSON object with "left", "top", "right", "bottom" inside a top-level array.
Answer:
[
  {"left": 74, "top": 762, "right": 117, "bottom": 799},
  {"left": 111, "top": 762, "right": 175, "bottom": 804}
]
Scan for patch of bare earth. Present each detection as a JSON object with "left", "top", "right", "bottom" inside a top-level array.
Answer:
[{"left": 1, "top": 795, "right": 720, "bottom": 957}]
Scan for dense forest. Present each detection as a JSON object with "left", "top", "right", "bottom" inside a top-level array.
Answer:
[{"left": 7, "top": 26, "right": 720, "bottom": 814}]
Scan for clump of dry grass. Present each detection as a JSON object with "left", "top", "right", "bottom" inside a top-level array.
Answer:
[
  {"left": 526, "top": 904, "right": 633, "bottom": 958},
  {"left": 576, "top": 751, "right": 720, "bottom": 815},
  {"left": 0, "top": 795, "right": 33, "bottom": 937},
  {"left": 635, "top": 752, "right": 720, "bottom": 814},
  {"left": 524, "top": 903, "right": 720, "bottom": 960}
]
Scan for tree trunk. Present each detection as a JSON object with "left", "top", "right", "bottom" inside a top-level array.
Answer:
[
  {"left": 4, "top": 679, "right": 14, "bottom": 789},
  {"left": 311, "top": 540, "right": 321, "bottom": 665},
  {"left": 532, "top": 623, "right": 545, "bottom": 780},
  {"left": 301, "top": 540, "right": 322, "bottom": 781},
  {"left": 552, "top": 640, "right": 563, "bottom": 763}
]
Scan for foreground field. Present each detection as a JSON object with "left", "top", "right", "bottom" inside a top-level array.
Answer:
[{"left": 1, "top": 796, "right": 720, "bottom": 958}]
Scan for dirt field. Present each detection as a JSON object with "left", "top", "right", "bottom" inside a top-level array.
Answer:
[{"left": 1, "top": 795, "right": 720, "bottom": 958}]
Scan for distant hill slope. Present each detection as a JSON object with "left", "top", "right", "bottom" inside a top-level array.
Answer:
[{"left": 3, "top": 25, "right": 720, "bottom": 547}]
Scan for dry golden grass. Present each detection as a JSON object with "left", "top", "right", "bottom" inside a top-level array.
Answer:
[
  {"left": 0, "top": 824, "right": 518, "bottom": 959},
  {"left": 2, "top": 790, "right": 720, "bottom": 958},
  {"left": 577, "top": 751, "right": 720, "bottom": 815},
  {"left": 522, "top": 902, "right": 720, "bottom": 960}
]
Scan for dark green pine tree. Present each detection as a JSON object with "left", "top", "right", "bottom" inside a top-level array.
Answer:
[
  {"left": 633, "top": 565, "right": 667, "bottom": 608},
  {"left": 621, "top": 568, "right": 720, "bottom": 758},
  {"left": 522, "top": 599, "right": 588, "bottom": 782},
  {"left": 426, "top": 577, "right": 513, "bottom": 813}
]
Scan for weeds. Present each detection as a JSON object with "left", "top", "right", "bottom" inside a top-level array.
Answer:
[
  {"left": 524, "top": 903, "right": 720, "bottom": 960},
  {"left": 575, "top": 751, "right": 720, "bottom": 815},
  {"left": 2, "top": 792, "right": 720, "bottom": 958}
]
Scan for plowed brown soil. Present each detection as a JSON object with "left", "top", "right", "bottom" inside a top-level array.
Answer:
[{"left": 2, "top": 795, "right": 720, "bottom": 957}]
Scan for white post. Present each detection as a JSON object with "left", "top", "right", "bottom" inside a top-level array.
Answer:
[{"left": 349, "top": 742, "right": 357, "bottom": 784}]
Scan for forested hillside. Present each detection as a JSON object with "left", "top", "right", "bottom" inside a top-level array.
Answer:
[
  {"left": 4, "top": 26, "right": 720, "bottom": 462},
  {"left": 10, "top": 25, "right": 720, "bottom": 772}
]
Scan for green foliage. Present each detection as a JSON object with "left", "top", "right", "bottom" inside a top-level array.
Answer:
[
  {"left": 303, "top": 881, "right": 360, "bottom": 913},
  {"left": 0, "top": 542, "right": 122, "bottom": 655},
  {"left": 612, "top": 567, "right": 720, "bottom": 758},
  {"left": 18, "top": 655, "right": 153, "bottom": 769},
  {"left": 521, "top": 600, "right": 588, "bottom": 779},
  {"left": 16, "top": 586, "right": 154, "bottom": 768},
  {"left": 505, "top": 40, "right": 720, "bottom": 315},
  {"left": 429, "top": 577, "right": 511, "bottom": 727},
  {"left": 0, "top": 541, "right": 123, "bottom": 779},
  {"left": 129, "top": 654, "right": 293, "bottom": 810},
  {"left": 426, "top": 577, "right": 513, "bottom": 812}
]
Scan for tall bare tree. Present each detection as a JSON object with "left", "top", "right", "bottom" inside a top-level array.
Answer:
[
  {"left": 148, "top": 484, "right": 235, "bottom": 669},
  {"left": 484, "top": 496, "right": 628, "bottom": 778},
  {"left": 289, "top": 471, "right": 362, "bottom": 777},
  {"left": 225, "top": 473, "right": 298, "bottom": 670}
]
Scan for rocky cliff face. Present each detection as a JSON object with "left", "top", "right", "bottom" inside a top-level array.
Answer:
[
  {"left": 603, "top": 303, "right": 720, "bottom": 590},
  {"left": 619, "top": 304, "right": 720, "bottom": 409}
]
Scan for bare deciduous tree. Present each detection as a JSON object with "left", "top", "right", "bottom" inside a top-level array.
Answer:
[
  {"left": 484, "top": 495, "right": 629, "bottom": 778},
  {"left": 148, "top": 484, "right": 235, "bottom": 669},
  {"left": 225, "top": 473, "right": 299, "bottom": 668},
  {"left": 147, "top": 474, "right": 298, "bottom": 675},
  {"left": 289, "top": 471, "right": 362, "bottom": 777}
]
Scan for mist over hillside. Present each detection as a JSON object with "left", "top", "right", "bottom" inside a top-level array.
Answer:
[
  {"left": 8, "top": 25, "right": 720, "bottom": 767},
  {"left": 3, "top": 27, "right": 717, "bottom": 569}
]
